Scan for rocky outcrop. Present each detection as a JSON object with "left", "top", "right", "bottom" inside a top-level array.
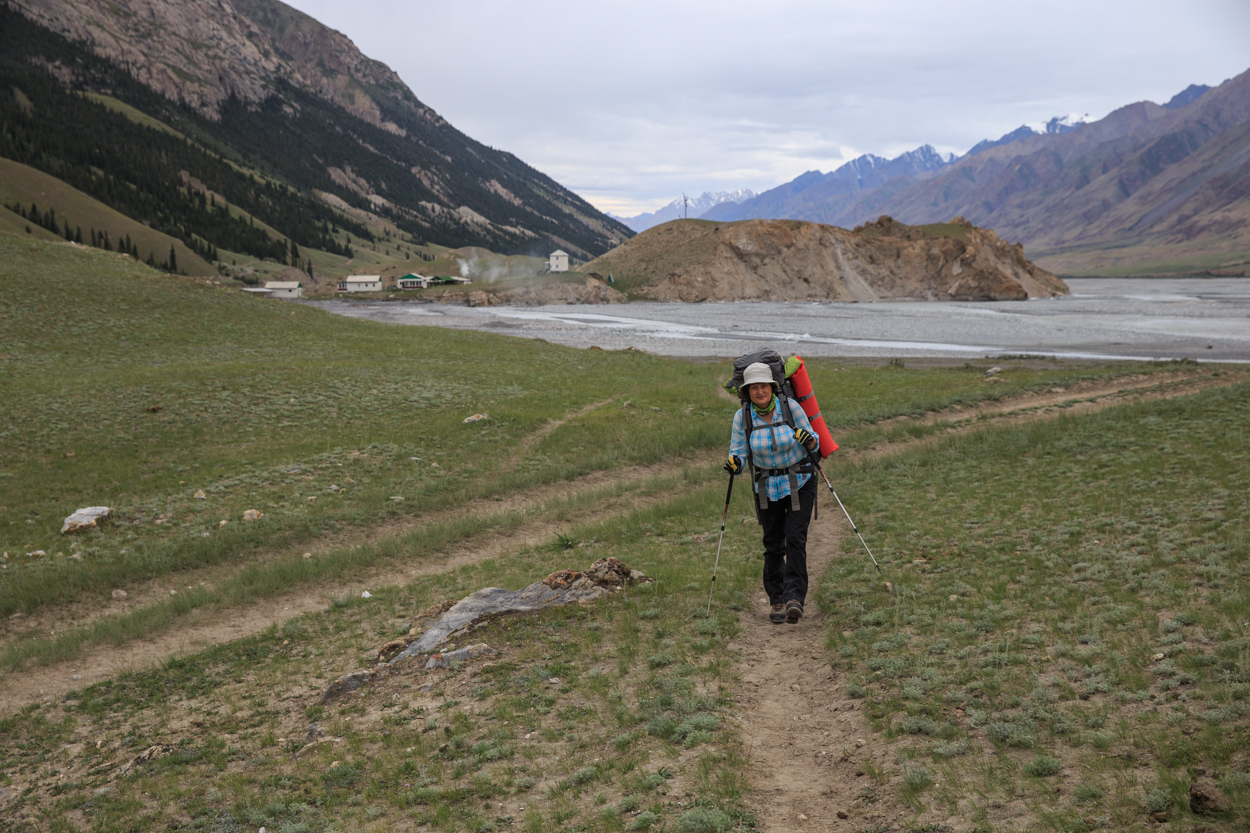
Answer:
[
  {"left": 583, "top": 217, "right": 1068, "bottom": 302},
  {"left": 10, "top": 0, "right": 425, "bottom": 129}
]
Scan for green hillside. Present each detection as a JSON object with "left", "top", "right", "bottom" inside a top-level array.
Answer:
[{"left": 0, "top": 158, "right": 215, "bottom": 275}]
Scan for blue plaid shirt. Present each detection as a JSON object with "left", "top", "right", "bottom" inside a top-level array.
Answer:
[{"left": 729, "top": 397, "right": 817, "bottom": 502}]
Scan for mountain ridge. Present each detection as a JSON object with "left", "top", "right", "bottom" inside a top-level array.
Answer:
[
  {"left": 696, "top": 75, "right": 1249, "bottom": 275},
  {"left": 2, "top": 0, "right": 632, "bottom": 265}
]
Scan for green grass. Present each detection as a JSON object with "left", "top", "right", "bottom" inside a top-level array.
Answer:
[
  {"left": 819, "top": 382, "right": 1250, "bottom": 829},
  {"left": 0, "top": 157, "right": 214, "bottom": 275},
  {"left": 81, "top": 92, "right": 187, "bottom": 139}
]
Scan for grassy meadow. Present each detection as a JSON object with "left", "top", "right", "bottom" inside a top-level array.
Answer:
[{"left": 1, "top": 231, "right": 1246, "bottom": 832}]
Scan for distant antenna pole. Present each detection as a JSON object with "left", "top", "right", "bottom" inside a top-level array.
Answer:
[{"left": 682, "top": 192, "right": 689, "bottom": 219}]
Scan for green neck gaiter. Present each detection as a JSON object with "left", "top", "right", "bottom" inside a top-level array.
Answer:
[{"left": 751, "top": 394, "right": 776, "bottom": 418}]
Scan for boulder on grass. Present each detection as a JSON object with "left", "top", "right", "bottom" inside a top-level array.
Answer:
[{"left": 61, "top": 507, "right": 110, "bottom": 534}]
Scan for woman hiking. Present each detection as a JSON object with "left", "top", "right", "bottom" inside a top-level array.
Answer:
[{"left": 725, "top": 361, "right": 819, "bottom": 624}]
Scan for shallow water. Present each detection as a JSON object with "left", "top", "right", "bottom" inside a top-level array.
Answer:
[{"left": 305, "top": 277, "right": 1250, "bottom": 363}]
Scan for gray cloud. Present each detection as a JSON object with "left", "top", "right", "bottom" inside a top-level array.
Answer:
[{"left": 285, "top": 0, "right": 1250, "bottom": 215}]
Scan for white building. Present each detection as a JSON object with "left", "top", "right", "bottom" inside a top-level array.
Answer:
[
  {"left": 240, "top": 286, "right": 274, "bottom": 296},
  {"left": 397, "top": 274, "right": 431, "bottom": 290},
  {"left": 264, "top": 280, "right": 303, "bottom": 299},
  {"left": 548, "top": 250, "right": 569, "bottom": 272},
  {"left": 337, "top": 275, "right": 382, "bottom": 292}
]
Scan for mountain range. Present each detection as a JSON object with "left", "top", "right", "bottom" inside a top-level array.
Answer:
[
  {"left": 702, "top": 74, "right": 1250, "bottom": 276},
  {"left": 612, "top": 190, "right": 757, "bottom": 233},
  {"left": 0, "top": 0, "right": 631, "bottom": 276}
]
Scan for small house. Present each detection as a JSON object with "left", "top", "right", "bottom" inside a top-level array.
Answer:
[
  {"left": 337, "top": 275, "right": 382, "bottom": 292},
  {"left": 264, "top": 280, "right": 303, "bottom": 299},
  {"left": 549, "top": 250, "right": 569, "bottom": 272},
  {"left": 240, "top": 287, "right": 274, "bottom": 297},
  {"left": 429, "top": 275, "right": 472, "bottom": 286},
  {"left": 397, "top": 274, "right": 431, "bottom": 290}
]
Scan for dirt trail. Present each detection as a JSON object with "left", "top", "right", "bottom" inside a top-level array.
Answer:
[
  {"left": 734, "top": 535, "right": 906, "bottom": 832},
  {"left": 0, "top": 368, "right": 1241, "bottom": 715}
]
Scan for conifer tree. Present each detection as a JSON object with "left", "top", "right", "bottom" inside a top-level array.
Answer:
[{"left": 169, "top": 245, "right": 177, "bottom": 273}]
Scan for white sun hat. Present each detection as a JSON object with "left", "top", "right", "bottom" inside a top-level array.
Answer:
[{"left": 742, "top": 362, "right": 778, "bottom": 390}]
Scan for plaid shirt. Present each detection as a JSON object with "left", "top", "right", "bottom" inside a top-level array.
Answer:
[{"left": 729, "top": 397, "right": 817, "bottom": 502}]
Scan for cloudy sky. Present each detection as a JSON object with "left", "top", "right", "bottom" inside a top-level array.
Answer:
[{"left": 285, "top": 0, "right": 1249, "bottom": 217}]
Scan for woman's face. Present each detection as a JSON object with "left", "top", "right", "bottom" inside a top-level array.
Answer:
[{"left": 747, "top": 383, "right": 773, "bottom": 407}]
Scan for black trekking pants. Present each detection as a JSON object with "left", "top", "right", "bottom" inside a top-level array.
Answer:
[{"left": 759, "top": 475, "right": 816, "bottom": 605}]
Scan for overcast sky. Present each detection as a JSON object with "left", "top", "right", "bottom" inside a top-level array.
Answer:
[{"left": 285, "top": 0, "right": 1249, "bottom": 217}]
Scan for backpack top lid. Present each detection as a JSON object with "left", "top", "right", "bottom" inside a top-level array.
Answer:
[{"left": 724, "top": 348, "right": 801, "bottom": 398}]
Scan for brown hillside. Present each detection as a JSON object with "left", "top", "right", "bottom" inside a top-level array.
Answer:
[{"left": 583, "top": 217, "right": 1068, "bottom": 302}]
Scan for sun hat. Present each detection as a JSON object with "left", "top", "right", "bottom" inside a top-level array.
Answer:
[{"left": 742, "top": 362, "right": 778, "bottom": 390}]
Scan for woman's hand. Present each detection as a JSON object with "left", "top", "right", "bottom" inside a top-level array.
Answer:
[
  {"left": 794, "top": 427, "right": 817, "bottom": 451},
  {"left": 724, "top": 455, "right": 743, "bottom": 475}
]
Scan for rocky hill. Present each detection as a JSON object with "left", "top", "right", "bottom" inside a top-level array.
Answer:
[
  {"left": 583, "top": 217, "right": 1068, "bottom": 303},
  {"left": 1, "top": 0, "right": 631, "bottom": 264},
  {"left": 701, "top": 71, "right": 1250, "bottom": 276}
]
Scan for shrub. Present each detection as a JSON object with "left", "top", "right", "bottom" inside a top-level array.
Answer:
[
  {"left": 1023, "top": 755, "right": 1062, "bottom": 777},
  {"left": 676, "top": 806, "right": 734, "bottom": 833},
  {"left": 1144, "top": 788, "right": 1173, "bottom": 814},
  {"left": 627, "top": 811, "right": 662, "bottom": 831},
  {"left": 986, "top": 721, "right": 1036, "bottom": 747},
  {"left": 903, "top": 765, "right": 934, "bottom": 792}
]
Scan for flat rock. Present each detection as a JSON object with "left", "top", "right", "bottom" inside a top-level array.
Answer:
[
  {"left": 321, "top": 670, "right": 374, "bottom": 703},
  {"left": 61, "top": 506, "right": 110, "bottom": 534},
  {"left": 390, "top": 557, "right": 647, "bottom": 663},
  {"left": 425, "top": 643, "right": 496, "bottom": 669}
]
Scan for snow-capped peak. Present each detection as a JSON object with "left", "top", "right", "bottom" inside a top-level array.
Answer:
[{"left": 1029, "top": 113, "right": 1090, "bottom": 135}]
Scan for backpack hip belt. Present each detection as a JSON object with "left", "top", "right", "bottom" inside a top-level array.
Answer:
[{"left": 751, "top": 461, "right": 813, "bottom": 510}]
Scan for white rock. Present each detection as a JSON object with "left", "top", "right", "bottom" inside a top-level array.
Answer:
[
  {"left": 61, "top": 506, "right": 110, "bottom": 534},
  {"left": 361, "top": 591, "right": 373, "bottom": 598},
  {"left": 194, "top": 490, "right": 207, "bottom": 500},
  {"left": 242, "top": 509, "right": 263, "bottom": 521},
  {"left": 112, "top": 589, "right": 127, "bottom": 600}
]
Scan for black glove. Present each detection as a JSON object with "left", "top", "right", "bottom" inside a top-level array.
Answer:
[
  {"left": 794, "top": 427, "right": 816, "bottom": 450},
  {"left": 724, "top": 455, "right": 743, "bottom": 475}
]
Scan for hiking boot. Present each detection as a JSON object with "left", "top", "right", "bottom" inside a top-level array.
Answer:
[
  {"left": 785, "top": 600, "right": 804, "bottom": 623},
  {"left": 769, "top": 603, "right": 786, "bottom": 624}
]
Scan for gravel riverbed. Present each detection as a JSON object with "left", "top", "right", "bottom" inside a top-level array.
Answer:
[{"left": 305, "top": 278, "right": 1250, "bottom": 363}]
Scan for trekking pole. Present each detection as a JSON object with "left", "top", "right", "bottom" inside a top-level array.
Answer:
[
  {"left": 808, "top": 453, "right": 885, "bottom": 579},
  {"left": 706, "top": 472, "right": 735, "bottom": 617}
]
